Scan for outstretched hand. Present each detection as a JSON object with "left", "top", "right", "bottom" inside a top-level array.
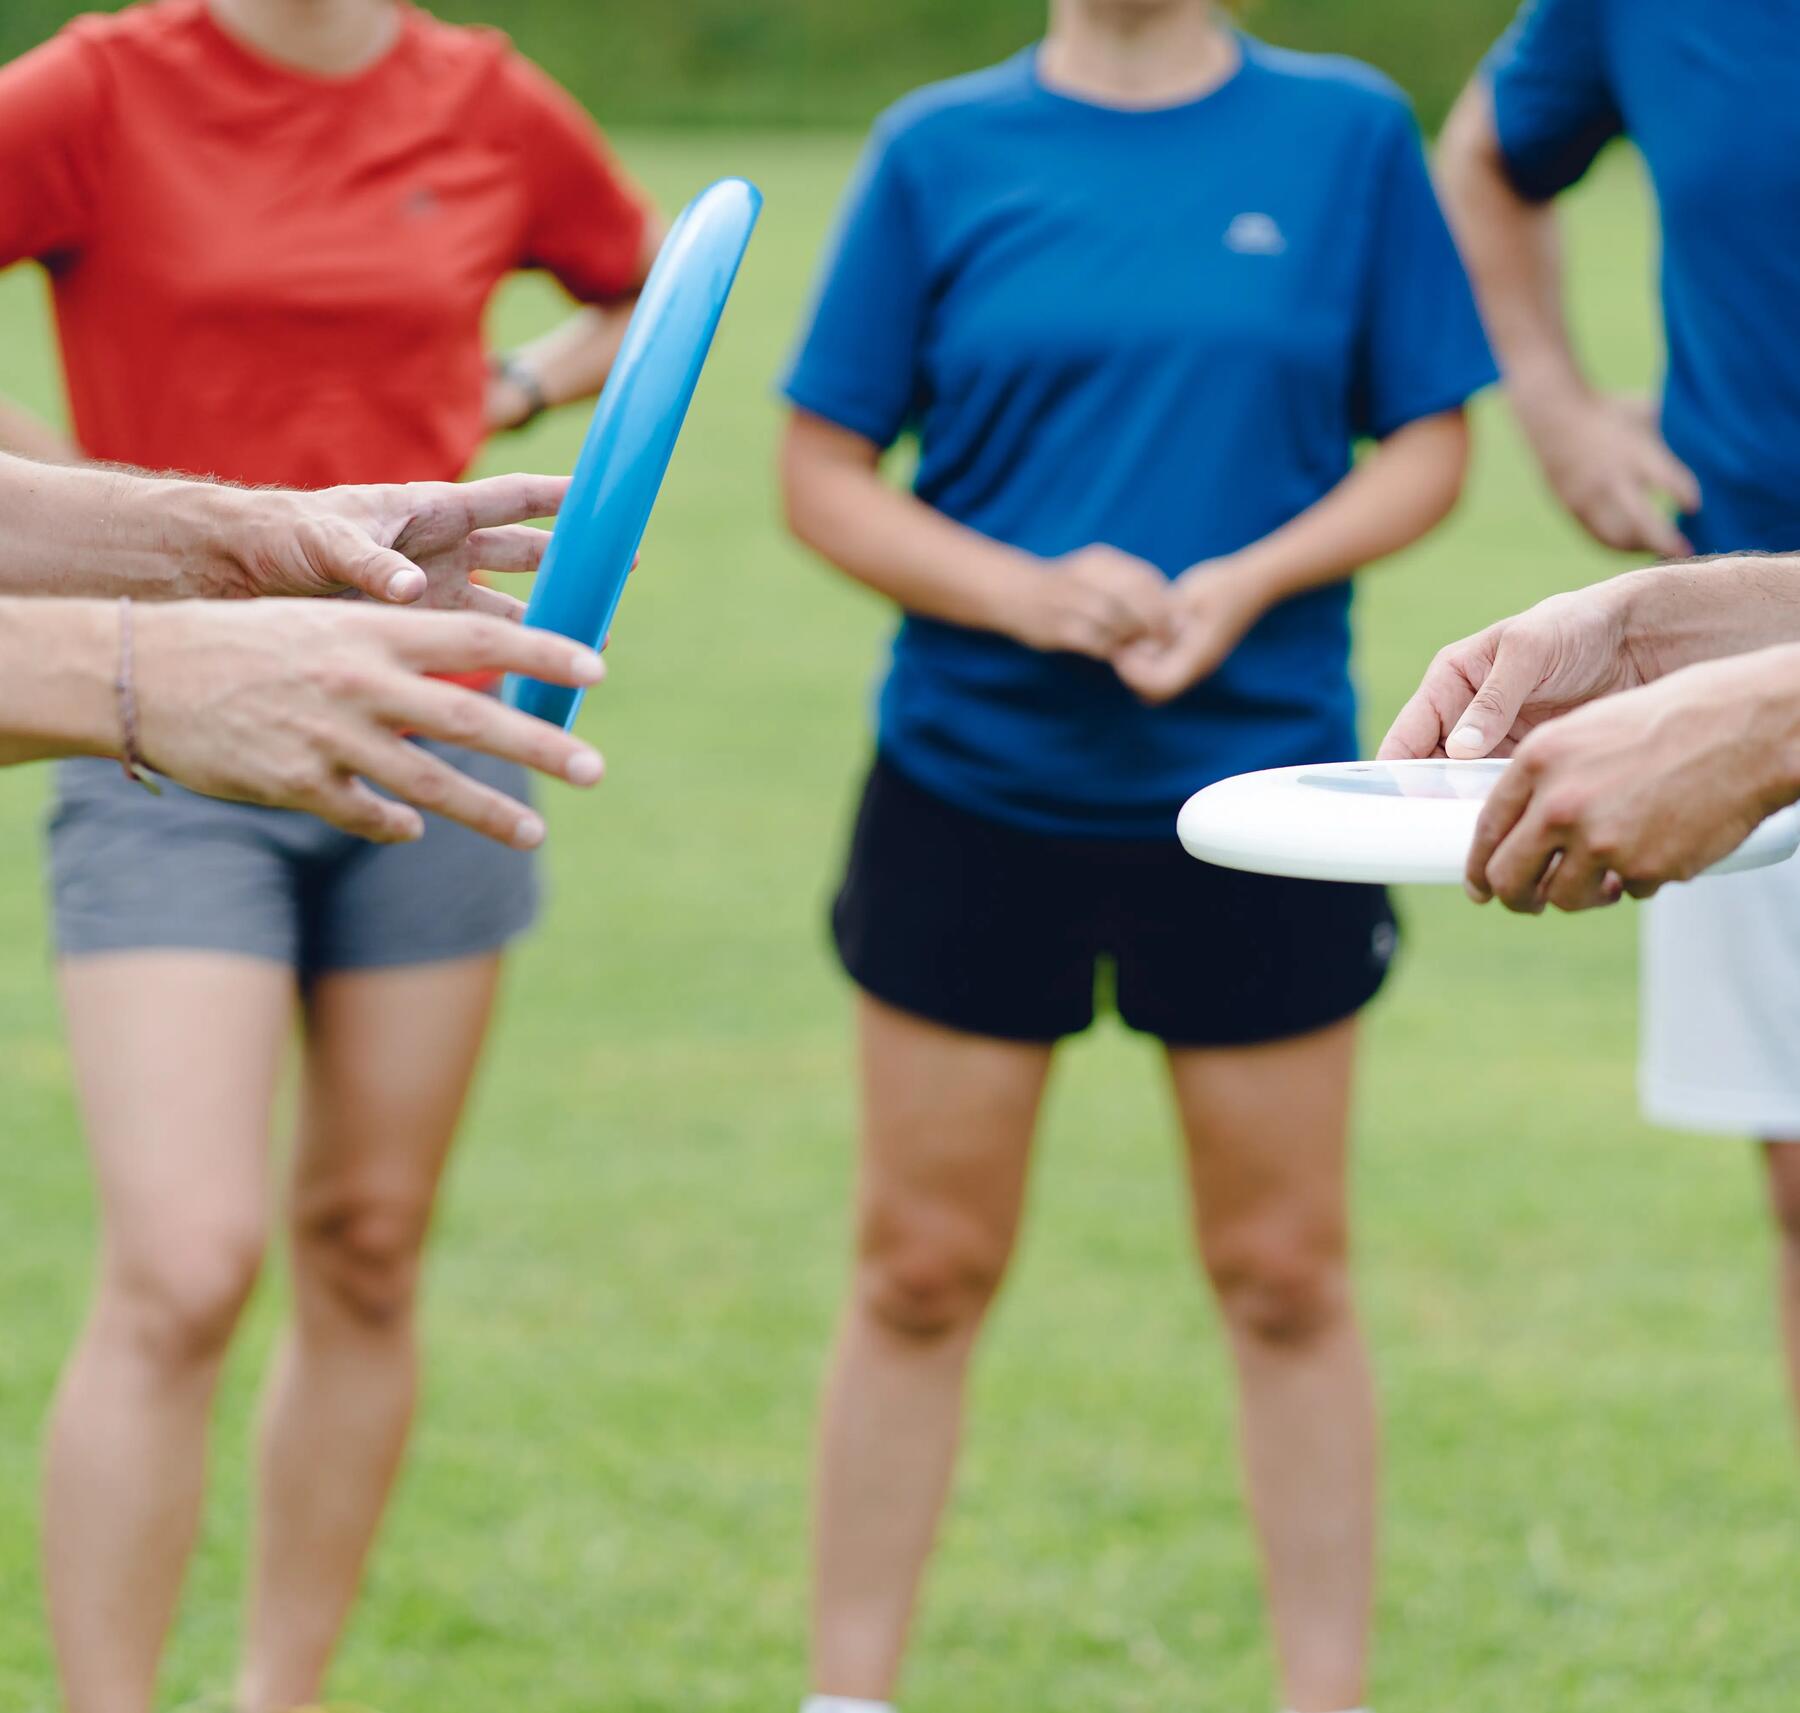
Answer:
[
  {"left": 133, "top": 601, "right": 606, "bottom": 846},
  {"left": 225, "top": 474, "right": 572, "bottom": 616}
]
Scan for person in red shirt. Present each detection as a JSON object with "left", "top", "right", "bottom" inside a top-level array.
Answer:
[{"left": 0, "top": 4, "right": 659, "bottom": 1709}]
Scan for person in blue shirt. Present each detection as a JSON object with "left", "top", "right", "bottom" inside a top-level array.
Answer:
[
  {"left": 1437, "top": 0, "right": 1800, "bottom": 1444},
  {"left": 779, "top": 3, "right": 1494, "bottom": 1710}
]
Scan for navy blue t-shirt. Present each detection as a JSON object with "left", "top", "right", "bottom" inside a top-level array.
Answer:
[
  {"left": 1487, "top": 0, "right": 1800, "bottom": 554},
  {"left": 784, "top": 38, "right": 1495, "bottom": 836}
]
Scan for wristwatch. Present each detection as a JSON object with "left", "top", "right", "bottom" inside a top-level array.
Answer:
[{"left": 491, "top": 351, "right": 549, "bottom": 430}]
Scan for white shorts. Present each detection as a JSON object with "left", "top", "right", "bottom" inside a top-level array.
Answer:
[{"left": 1641, "top": 859, "right": 1800, "bottom": 1137}]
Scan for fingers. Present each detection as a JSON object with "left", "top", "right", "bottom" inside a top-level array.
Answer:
[
  {"left": 1115, "top": 633, "right": 1206, "bottom": 704},
  {"left": 462, "top": 584, "right": 528, "bottom": 622},
  {"left": 1642, "top": 440, "right": 1702, "bottom": 518},
  {"left": 1613, "top": 483, "right": 1692, "bottom": 560},
  {"left": 1066, "top": 552, "right": 1173, "bottom": 649},
  {"left": 1464, "top": 760, "right": 1535, "bottom": 903},
  {"left": 320, "top": 529, "right": 430, "bottom": 604},
  {"left": 1380, "top": 663, "right": 1473, "bottom": 761},
  {"left": 466, "top": 524, "right": 554, "bottom": 575},
  {"left": 448, "top": 474, "right": 571, "bottom": 531},
  {"left": 381, "top": 611, "right": 605, "bottom": 685},
  {"left": 306, "top": 776, "right": 427, "bottom": 844},
  {"left": 1542, "top": 841, "right": 1623, "bottom": 913},
  {"left": 373, "top": 675, "right": 605, "bottom": 787},
  {"left": 337, "top": 730, "right": 551, "bottom": 850},
  {"left": 1481, "top": 804, "right": 1562, "bottom": 912},
  {"left": 1057, "top": 586, "right": 1146, "bottom": 658},
  {"left": 1443, "top": 632, "right": 1545, "bottom": 759}
]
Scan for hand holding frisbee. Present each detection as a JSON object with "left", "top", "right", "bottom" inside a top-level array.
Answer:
[
  {"left": 1179, "top": 751, "right": 1800, "bottom": 905},
  {"left": 505, "top": 177, "right": 763, "bottom": 729}
]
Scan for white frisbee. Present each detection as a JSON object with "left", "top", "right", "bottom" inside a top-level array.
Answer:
[{"left": 1177, "top": 759, "right": 1800, "bottom": 887}]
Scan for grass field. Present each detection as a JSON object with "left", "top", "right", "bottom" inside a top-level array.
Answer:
[{"left": 0, "top": 135, "right": 1795, "bottom": 1712}]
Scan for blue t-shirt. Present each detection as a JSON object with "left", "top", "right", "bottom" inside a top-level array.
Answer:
[
  {"left": 783, "top": 38, "right": 1495, "bottom": 837},
  {"left": 1487, "top": 0, "right": 1800, "bottom": 554}
]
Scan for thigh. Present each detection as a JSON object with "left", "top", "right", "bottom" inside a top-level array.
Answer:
[
  {"left": 1110, "top": 841, "right": 1396, "bottom": 1049},
  {"left": 292, "top": 954, "right": 504, "bottom": 1227},
  {"left": 47, "top": 757, "right": 308, "bottom": 965},
  {"left": 1168, "top": 1019, "right": 1358, "bottom": 1254},
  {"left": 1642, "top": 867, "right": 1800, "bottom": 1137},
  {"left": 854, "top": 993, "right": 1054, "bottom": 1270},
  {"left": 833, "top": 756, "right": 1100, "bottom": 1044},
  {"left": 303, "top": 742, "right": 540, "bottom": 977},
  {"left": 58, "top": 953, "right": 295, "bottom": 1268}
]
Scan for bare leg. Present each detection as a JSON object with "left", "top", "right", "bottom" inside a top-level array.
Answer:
[
  {"left": 238, "top": 954, "right": 503, "bottom": 1713},
  {"left": 812, "top": 995, "right": 1053, "bottom": 1700},
  {"left": 1169, "top": 1019, "right": 1376, "bottom": 1713},
  {"left": 1762, "top": 1141, "right": 1800, "bottom": 1438},
  {"left": 45, "top": 954, "right": 292, "bottom": 1713}
]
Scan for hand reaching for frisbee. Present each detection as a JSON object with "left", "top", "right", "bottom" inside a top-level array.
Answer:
[{"left": 131, "top": 602, "right": 605, "bottom": 846}]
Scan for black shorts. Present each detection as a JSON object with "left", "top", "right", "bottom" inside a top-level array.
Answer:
[{"left": 832, "top": 755, "right": 1398, "bottom": 1047}]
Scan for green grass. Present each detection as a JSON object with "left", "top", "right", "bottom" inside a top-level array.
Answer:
[{"left": 0, "top": 135, "right": 1795, "bottom": 1711}]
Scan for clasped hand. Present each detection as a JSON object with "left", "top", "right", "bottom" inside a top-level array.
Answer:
[{"left": 1023, "top": 545, "right": 1267, "bottom": 704}]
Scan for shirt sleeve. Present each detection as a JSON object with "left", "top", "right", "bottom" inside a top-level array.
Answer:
[
  {"left": 1353, "top": 104, "right": 1500, "bottom": 442},
  {"left": 779, "top": 116, "right": 929, "bottom": 450},
  {"left": 503, "top": 54, "right": 652, "bottom": 304},
  {"left": 1483, "top": 0, "right": 1623, "bottom": 201},
  {"left": 0, "top": 28, "right": 107, "bottom": 269}
]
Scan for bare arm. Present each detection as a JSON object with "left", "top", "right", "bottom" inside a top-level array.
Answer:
[
  {"left": 0, "top": 596, "right": 118, "bottom": 765},
  {"left": 0, "top": 455, "right": 248, "bottom": 599},
  {"left": 1436, "top": 81, "right": 1697, "bottom": 556},
  {"left": 1116, "top": 409, "right": 1472, "bottom": 703},
  {"left": 487, "top": 220, "right": 669, "bottom": 432},
  {"left": 0, "top": 451, "right": 566, "bottom": 612},
  {"left": 780, "top": 409, "right": 1173, "bottom": 659}
]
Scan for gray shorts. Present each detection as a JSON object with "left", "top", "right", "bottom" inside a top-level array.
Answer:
[{"left": 47, "top": 744, "right": 541, "bottom": 974}]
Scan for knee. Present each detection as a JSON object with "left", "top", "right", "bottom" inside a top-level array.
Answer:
[
  {"left": 1204, "top": 1225, "right": 1349, "bottom": 1350},
  {"left": 856, "top": 1210, "right": 1009, "bottom": 1344},
  {"left": 101, "top": 1230, "right": 265, "bottom": 1370},
  {"left": 292, "top": 1190, "right": 429, "bottom": 1331}
]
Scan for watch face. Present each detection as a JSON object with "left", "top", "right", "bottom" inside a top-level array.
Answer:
[{"left": 1296, "top": 760, "right": 1509, "bottom": 802}]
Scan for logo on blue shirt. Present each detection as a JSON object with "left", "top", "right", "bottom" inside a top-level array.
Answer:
[{"left": 1223, "top": 212, "right": 1287, "bottom": 256}]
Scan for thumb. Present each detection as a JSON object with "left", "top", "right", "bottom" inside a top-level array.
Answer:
[
  {"left": 321, "top": 525, "right": 429, "bottom": 604},
  {"left": 1444, "top": 635, "right": 1545, "bottom": 759}
]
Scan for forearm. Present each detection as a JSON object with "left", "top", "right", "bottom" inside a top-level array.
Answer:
[
  {"left": 0, "top": 453, "right": 260, "bottom": 599},
  {"left": 1612, "top": 556, "right": 1800, "bottom": 679},
  {"left": 510, "top": 305, "right": 633, "bottom": 411},
  {"left": 1222, "top": 410, "right": 1470, "bottom": 605},
  {"left": 0, "top": 396, "right": 80, "bottom": 464},
  {"left": 0, "top": 597, "right": 120, "bottom": 765},
  {"left": 1437, "top": 83, "right": 1591, "bottom": 430},
  {"left": 783, "top": 425, "right": 1041, "bottom": 634}
]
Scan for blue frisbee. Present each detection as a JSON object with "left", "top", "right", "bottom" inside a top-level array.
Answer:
[{"left": 504, "top": 177, "right": 763, "bottom": 728}]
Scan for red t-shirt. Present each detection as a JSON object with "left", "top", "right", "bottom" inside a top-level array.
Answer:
[{"left": 0, "top": 0, "right": 651, "bottom": 488}]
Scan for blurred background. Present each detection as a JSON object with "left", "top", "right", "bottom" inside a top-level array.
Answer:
[
  {"left": 0, "top": 4, "right": 1794, "bottom": 1712},
  {"left": 0, "top": 0, "right": 1520, "bottom": 128}
]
